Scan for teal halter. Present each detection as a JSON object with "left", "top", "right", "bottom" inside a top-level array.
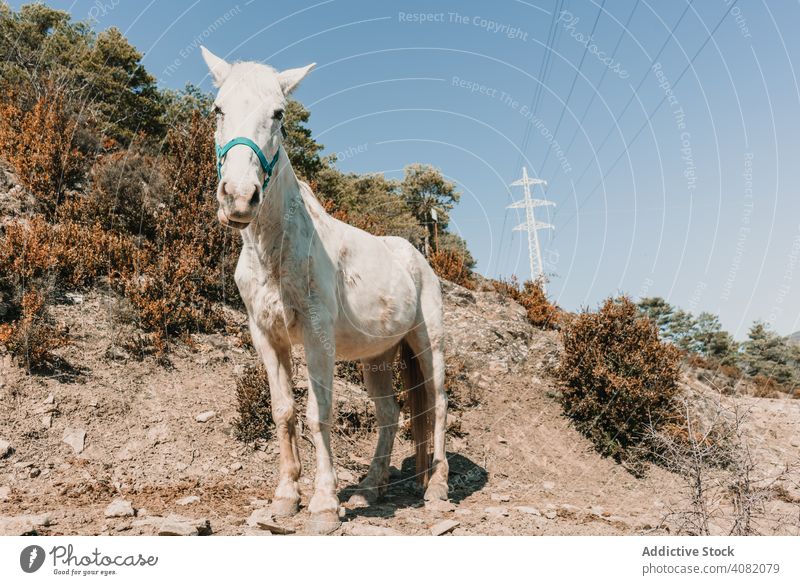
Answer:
[{"left": 215, "top": 137, "right": 280, "bottom": 190}]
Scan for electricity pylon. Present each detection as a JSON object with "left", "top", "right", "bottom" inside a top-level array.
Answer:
[{"left": 508, "top": 166, "right": 555, "bottom": 289}]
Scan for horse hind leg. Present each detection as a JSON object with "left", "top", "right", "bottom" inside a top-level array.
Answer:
[{"left": 348, "top": 348, "right": 400, "bottom": 507}]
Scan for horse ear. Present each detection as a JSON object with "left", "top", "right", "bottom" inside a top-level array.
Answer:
[
  {"left": 278, "top": 63, "right": 316, "bottom": 95},
  {"left": 201, "top": 46, "right": 232, "bottom": 87}
]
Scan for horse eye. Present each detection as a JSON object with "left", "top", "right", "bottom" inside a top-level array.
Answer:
[
  {"left": 213, "top": 105, "right": 223, "bottom": 116},
  {"left": 273, "top": 109, "right": 284, "bottom": 120}
]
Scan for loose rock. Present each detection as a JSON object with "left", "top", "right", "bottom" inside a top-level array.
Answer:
[
  {"left": 176, "top": 495, "right": 200, "bottom": 506},
  {"left": 0, "top": 486, "right": 10, "bottom": 501},
  {"left": 247, "top": 509, "right": 295, "bottom": 534},
  {"left": 62, "top": 428, "right": 86, "bottom": 454},
  {"left": 105, "top": 498, "right": 135, "bottom": 518},
  {"left": 343, "top": 523, "right": 401, "bottom": 536},
  {"left": 158, "top": 514, "right": 211, "bottom": 536},
  {"left": 430, "top": 519, "right": 459, "bottom": 536},
  {"left": 425, "top": 499, "right": 456, "bottom": 513},
  {"left": 491, "top": 493, "right": 511, "bottom": 502},
  {"left": 515, "top": 506, "right": 541, "bottom": 516},
  {"left": 0, "top": 513, "right": 51, "bottom": 535},
  {"left": 484, "top": 506, "right": 509, "bottom": 517},
  {"left": 195, "top": 411, "right": 216, "bottom": 423},
  {"left": 0, "top": 438, "right": 12, "bottom": 458}
]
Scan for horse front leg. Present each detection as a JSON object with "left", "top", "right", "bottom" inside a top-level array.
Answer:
[
  {"left": 303, "top": 322, "right": 341, "bottom": 534},
  {"left": 249, "top": 320, "right": 302, "bottom": 517}
]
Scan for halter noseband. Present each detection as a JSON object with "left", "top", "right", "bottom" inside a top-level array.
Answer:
[{"left": 215, "top": 137, "right": 280, "bottom": 190}]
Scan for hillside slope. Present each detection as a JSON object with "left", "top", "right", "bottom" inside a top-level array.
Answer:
[{"left": 0, "top": 280, "right": 798, "bottom": 536}]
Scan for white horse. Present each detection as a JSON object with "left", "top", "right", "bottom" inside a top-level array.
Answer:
[{"left": 200, "top": 47, "right": 449, "bottom": 533}]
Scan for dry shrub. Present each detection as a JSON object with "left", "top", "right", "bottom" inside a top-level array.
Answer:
[
  {"left": 335, "top": 395, "right": 375, "bottom": 437},
  {"left": 0, "top": 215, "right": 138, "bottom": 368},
  {"left": 0, "top": 217, "right": 136, "bottom": 291},
  {"left": 685, "top": 353, "right": 712, "bottom": 369},
  {"left": 116, "top": 112, "right": 240, "bottom": 351},
  {"left": 493, "top": 276, "right": 560, "bottom": 329},
  {"left": 428, "top": 248, "right": 475, "bottom": 290},
  {"left": 233, "top": 365, "right": 273, "bottom": 443},
  {"left": 0, "top": 289, "right": 67, "bottom": 371},
  {"left": 555, "top": 296, "right": 682, "bottom": 463},
  {"left": 445, "top": 354, "right": 479, "bottom": 409},
  {"left": 336, "top": 360, "right": 364, "bottom": 386},
  {"left": 748, "top": 375, "right": 787, "bottom": 399},
  {"left": 719, "top": 364, "right": 743, "bottom": 380},
  {"left": 87, "top": 150, "right": 167, "bottom": 238},
  {"left": 0, "top": 88, "right": 85, "bottom": 215}
]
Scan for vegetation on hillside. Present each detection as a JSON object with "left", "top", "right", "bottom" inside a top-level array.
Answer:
[
  {"left": 556, "top": 297, "right": 682, "bottom": 467},
  {"left": 638, "top": 297, "right": 799, "bottom": 398},
  {"left": 0, "top": 4, "right": 477, "bottom": 367}
]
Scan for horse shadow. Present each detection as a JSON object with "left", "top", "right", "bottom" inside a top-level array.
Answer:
[{"left": 337, "top": 451, "right": 487, "bottom": 521}]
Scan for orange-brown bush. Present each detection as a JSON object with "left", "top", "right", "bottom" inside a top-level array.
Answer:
[
  {"left": 555, "top": 296, "right": 682, "bottom": 462},
  {"left": 748, "top": 375, "right": 788, "bottom": 399},
  {"left": 115, "top": 112, "right": 241, "bottom": 350},
  {"left": 0, "top": 290, "right": 68, "bottom": 371},
  {"left": 0, "top": 215, "right": 138, "bottom": 366},
  {"left": 0, "top": 216, "right": 136, "bottom": 292},
  {"left": 493, "top": 276, "right": 560, "bottom": 329},
  {"left": 428, "top": 248, "right": 476, "bottom": 290},
  {"left": 685, "top": 353, "right": 712, "bottom": 369},
  {"left": 0, "top": 88, "right": 85, "bottom": 215},
  {"left": 87, "top": 150, "right": 167, "bottom": 238}
]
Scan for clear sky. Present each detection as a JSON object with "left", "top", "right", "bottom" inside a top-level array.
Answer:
[{"left": 11, "top": 0, "right": 800, "bottom": 338}]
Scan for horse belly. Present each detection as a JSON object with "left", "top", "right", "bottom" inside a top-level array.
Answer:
[{"left": 333, "top": 280, "right": 417, "bottom": 360}]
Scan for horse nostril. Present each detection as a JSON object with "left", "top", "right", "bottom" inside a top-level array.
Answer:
[
  {"left": 248, "top": 185, "right": 260, "bottom": 207},
  {"left": 221, "top": 181, "right": 233, "bottom": 197}
]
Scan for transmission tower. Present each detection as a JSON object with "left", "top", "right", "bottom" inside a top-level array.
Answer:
[{"left": 508, "top": 167, "right": 555, "bottom": 288}]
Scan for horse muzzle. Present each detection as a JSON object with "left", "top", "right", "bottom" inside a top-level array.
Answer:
[
  {"left": 217, "top": 207, "right": 252, "bottom": 230},
  {"left": 216, "top": 180, "right": 261, "bottom": 229}
]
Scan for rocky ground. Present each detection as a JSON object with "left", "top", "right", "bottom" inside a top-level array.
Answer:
[{"left": 1, "top": 280, "right": 799, "bottom": 536}]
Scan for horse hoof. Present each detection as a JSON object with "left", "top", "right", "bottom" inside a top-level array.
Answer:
[
  {"left": 424, "top": 482, "right": 449, "bottom": 502},
  {"left": 271, "top": 498, "right": 300, "bottom": 518},
  {"left": 347, "top": 492, "right": 377, "bottom": 508},
  {"left": 347, "top": 486, "right": 380, "bottom": 508},
  {"left": 305, "top": 511, "right": 341, "bottom": 535}
]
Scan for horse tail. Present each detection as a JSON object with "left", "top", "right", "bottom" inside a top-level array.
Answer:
[{"left": 399, "top": 340, "right": 431, "bottom": 488}]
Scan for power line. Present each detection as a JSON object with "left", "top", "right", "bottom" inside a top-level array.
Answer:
[
  {"left": 570, "top": 1, "right": 695, "bottom": 188},
  {"left": 555, "top": 0, "right": 740, "bottom": 234},
  {"left": 549, "top": 0, "right": 640, "bottom": 178},
  {"left": 537, "top": 0, "right": 606, "bottom": 175}
]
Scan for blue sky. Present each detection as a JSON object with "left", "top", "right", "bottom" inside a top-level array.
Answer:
[{"left": 11, "top": 0, "right": 800, "bottom": 338}]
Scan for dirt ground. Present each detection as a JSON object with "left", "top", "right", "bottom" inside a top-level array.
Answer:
[{"left": 1, "top": 281, "right": 798, "bottom": 536}]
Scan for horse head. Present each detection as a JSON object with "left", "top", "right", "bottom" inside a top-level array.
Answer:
[{"left": 200, "top": 46, "right": 314, "bottom": 229}]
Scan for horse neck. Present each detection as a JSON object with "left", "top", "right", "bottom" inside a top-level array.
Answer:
[{"left": 243, "top": 147, "right": 308, "bottom": 258}]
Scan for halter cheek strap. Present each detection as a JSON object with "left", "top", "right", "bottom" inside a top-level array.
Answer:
[{"left": 215, "top": 137, "right": 280, "bottom": 190}]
